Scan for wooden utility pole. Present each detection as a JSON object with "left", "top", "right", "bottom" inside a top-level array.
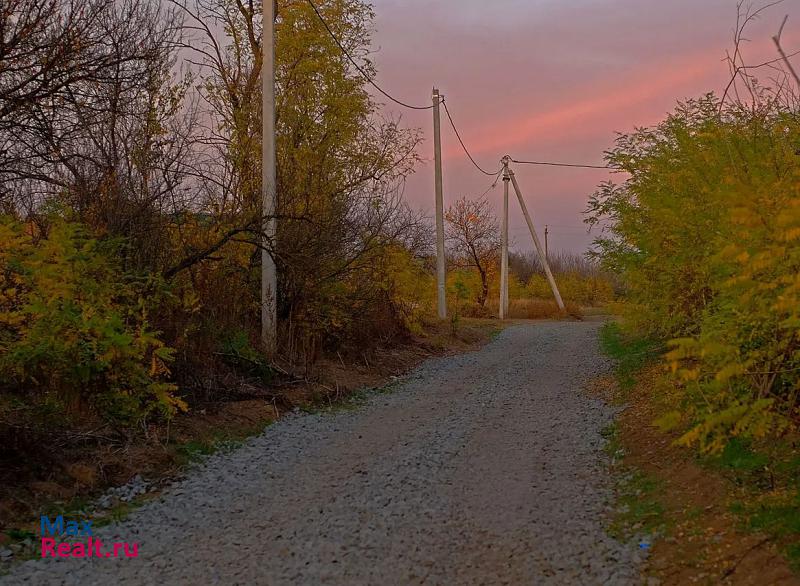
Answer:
[
  {"left": 499, "top": 158, "right": 510, "bottom": 319},
  {"left": 261, "top": 0, "right": 277, "bottom": 353},
  {"left": 508, "top": 168, "right": 565, "bottom": 311},
  {"left": 432, "top": 88, "right": 447, "bottom": 319}
]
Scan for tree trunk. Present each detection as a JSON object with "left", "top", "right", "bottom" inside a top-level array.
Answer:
[{"left": 477, "top": 267, "right": 489, "bottom": 307}]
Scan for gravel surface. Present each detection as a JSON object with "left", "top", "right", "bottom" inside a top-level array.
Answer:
[{"left": 1, "top": 321, "right": 643, "bottom": 585}]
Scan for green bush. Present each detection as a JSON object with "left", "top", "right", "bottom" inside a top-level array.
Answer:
[
  {"left": 0, "top": 217, "right": 185, "bottom": 425},
  {"left": 588, "top": 94, "right": 800, "bottom": 453}
]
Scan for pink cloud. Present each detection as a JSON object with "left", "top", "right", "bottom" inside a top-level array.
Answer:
[{"left": 444, "top": 49, "right": 724, "bottom": 161}]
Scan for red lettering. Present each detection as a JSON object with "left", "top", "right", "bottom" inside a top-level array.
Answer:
[
  {"left": 71, "top": 542, "right": 86, "bottom": 558},
  {"left": 40, "top": 538, "right": 56, "bottom": 557},
  {"left": 123, "top": 543, "right": 139, "bottom": 558}
]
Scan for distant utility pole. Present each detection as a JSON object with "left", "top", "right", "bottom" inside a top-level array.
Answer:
[
  {"left": 544, "top": 225, "right": 549, "bottom": 260},
  {"left": 261, "top": 0, "right": 277, "bottom": 353},
  {"left": 432, "top": 88, "right": 447, "bottom": 319},
  {"left": 499, "top": 158, "right": 510, "bottom": 319},
  {"left": 508, "top": 168, "right": 565, "bottom": 311}
]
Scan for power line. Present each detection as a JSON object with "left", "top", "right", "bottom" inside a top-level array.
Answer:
[
  {"left": 441, "top": 97, "right": 498, "bottom": 176},
  {"left": 510, "top": 158, "right": 610, "bottom": 170},
  {"left": 308, "top": 1, "right": 610, "bottom": 172},
  {"left": 305, "top": 0, "right": 433, "bottom": 111},
  {"left": 474, "top": 167, "right": 504, "bottom": 200}
]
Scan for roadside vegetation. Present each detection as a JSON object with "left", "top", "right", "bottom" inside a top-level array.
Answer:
[
  {"left": 448, "top": 249, "right": 615, "bottom": 321},
  {"left": 590, "top": 9, "right": 800, "bottom": 575},
  {"left": 600, "top": 324, "right": 800, "bottom": 582}
]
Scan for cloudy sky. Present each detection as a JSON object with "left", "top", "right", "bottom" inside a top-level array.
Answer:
[{"left": 366, "top": 0, "right": 799, "bottom": 253}]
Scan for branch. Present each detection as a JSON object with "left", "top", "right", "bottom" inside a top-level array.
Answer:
[
  {"left": 773, "top": 15, "right": 800, "bottom": 88},
  {"left": 163, "top": 225, "right": 256, "bottom": 279}
]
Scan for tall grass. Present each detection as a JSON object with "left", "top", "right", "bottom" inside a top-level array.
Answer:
[{"left": 485, "top": 298, "right": 582, "bottom": 320}]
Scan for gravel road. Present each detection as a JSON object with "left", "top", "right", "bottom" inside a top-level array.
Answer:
[{"left": 2, "top": 321, "right": 643, "bottom": 585}]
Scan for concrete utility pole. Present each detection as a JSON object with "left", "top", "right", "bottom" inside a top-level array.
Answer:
[
  {"left": 261, "top": 0, "right": 277, "bottom": 353},
  {"left": 432, "top": 88, "right": 447, "bottom": 319},
  {"left": 508, "top": 168, "right": 565, "bottom": 311},
  {"left": 499, "top": 159, "right": 510, "bottom": 319},
  {"left": 545, "top": 225, "right": 549, "bottom": 261}
]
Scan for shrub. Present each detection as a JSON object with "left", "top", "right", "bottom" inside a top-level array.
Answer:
[
  {"left": 0, "top": 217, "right": 185, "bottom": 425},
  {"left": 379, "top": 245, "right": 435, "bottom": 335},
  {"left": 589, "top": 94, "right": 800, "bottom": 453},
  {"left": 447, "top": 269, "right": 488, "bottom": 316},
  {"left": 526, "top": 272, "right": 614, "bottom": 306}
]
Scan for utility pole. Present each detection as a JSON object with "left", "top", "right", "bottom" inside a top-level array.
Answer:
[
  {"left": 544, "top": 225, "right": 549, "bottom": 261},
  {"left": 508, "top": 167, "right": 565, "bottom": 311},
  {"left": 432, "top": 88, "right": 447, "bottom": 319},
  {"left": 261, "top": 0, "right": 277, "bottom": 353},
  {"left": 499, "top": 157, "right": 510, "bottom": 319}
]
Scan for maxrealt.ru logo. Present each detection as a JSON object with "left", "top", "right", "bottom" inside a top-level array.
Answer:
[{"left": 40, "top": 516, "right": 138, "bottom": 559}]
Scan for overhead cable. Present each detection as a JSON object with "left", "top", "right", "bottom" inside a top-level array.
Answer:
[
  {"left": 510, "top": 158, "right": 610, "bottom": 170},
  {"left": 441, "top": 98, "right": 498, "bottom": 176},
  {"left": 305, "top": 0, "right": 433, "bottom": 110}
]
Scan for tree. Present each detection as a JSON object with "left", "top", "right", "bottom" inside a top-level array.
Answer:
[
  {"left": 172, "top": 0, "right": 424, "bottom": 356},
  {"left": 0, "top": 0, "right": 188, "bottom": 270},
  {"left": 445, "top": 197, "right": 500, "bottom": 307},
  {"left": 0, "top": 1, "right": 154, "bottom": 126}
]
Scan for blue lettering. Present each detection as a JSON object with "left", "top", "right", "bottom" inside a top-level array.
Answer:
[{"left": 40, "top": 515, "right": 64, "bottom": 536}]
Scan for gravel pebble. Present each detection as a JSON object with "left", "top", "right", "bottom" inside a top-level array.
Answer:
[{"left": 1, "top": 321, "right": 641, "bottom": 585}]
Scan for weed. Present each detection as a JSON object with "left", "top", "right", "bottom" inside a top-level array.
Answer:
[
  {"left": 603, "top": 423, "right": 667, "bottom": 541},
  {"left": 728, "top": 491, "right": 800, "bottom": 569},
  {"left": 602, "top": 423, "right": 624, "bottom": 463},
  {"left": 609, "top": 470, "right": 667, "bottom": 540},
  {"left": 170, "top": 419, "right": 272, "bottom": 467},
  {"left": 5, "top": 529, "right": 34, "bottom": 542},
  {"left": 94, "top": 498, "right": 146, "bottom": 528},
  {"left": 599, "top": 322, "right": 661, "bottom": 393}
]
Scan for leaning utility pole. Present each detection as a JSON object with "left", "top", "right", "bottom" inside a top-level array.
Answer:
[
  {"left": 499, "top": 158, "right": 510, "bottom": 319},
  {"left": 261, "top": 0, "right": 277, "bottom": 353},
  {"left": 508, "top": 167, "right": 565, "bottom": 311},
  {"left": 432, "top": 88, "right": 447, "bottom": 319}
]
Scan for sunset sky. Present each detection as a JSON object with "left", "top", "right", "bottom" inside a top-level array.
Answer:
[{"left": 368, "top": 0, "right": 799, "bottom": 253}]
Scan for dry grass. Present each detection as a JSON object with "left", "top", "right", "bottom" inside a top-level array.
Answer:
[{"left": 484, "top": 298, "right": 583, "bottom": 320}]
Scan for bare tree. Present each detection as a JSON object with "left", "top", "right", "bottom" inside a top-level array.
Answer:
[
  {"left": 445, "top": 197, "right": 500, "bottom": 307},
  {"left": 0, "top": 0, "right": 193, "bottom": 270},
  {"left": 0, "top": 1, "right": 152, "bottom": 125},
  {"left": 719, "top": 1, "right": 800, "bottom": 111}
]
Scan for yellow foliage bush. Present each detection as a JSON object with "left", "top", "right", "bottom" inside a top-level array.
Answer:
[
  {"left": 0, "top": 217, "right": 185, "bottom": 424},
  {"left": 589, "top": 95, "right": 800, "bottom": 452},
  {"left": 525, "top": 273, "right": 614, "bottom": 306},
  {"left": 377, "top": 245, "right": 435, "bottom": 335}
]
